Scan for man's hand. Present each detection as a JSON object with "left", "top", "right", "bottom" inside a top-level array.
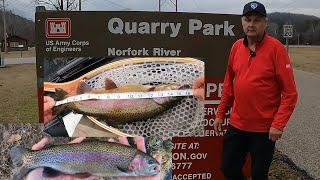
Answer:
[
  {"left": 269, "top": 127, "right": 283, "bottom": 142},
  {"left": 213, "top": 118, "right": 224, "bottom": 132},
  {"left": 192, "top": 75, "right": 205, "bottom": 100},
  {"left": 43, "top": 96, "right": 56, "bottom": 123}
]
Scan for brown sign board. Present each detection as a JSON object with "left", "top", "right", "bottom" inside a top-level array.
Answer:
[{"left": 36, "top": 11, "right": 248, "bottom": 179}]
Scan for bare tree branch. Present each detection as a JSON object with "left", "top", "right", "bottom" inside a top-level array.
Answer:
[{"left": 35, "top": 0, "right": 79, "bottom": 11}]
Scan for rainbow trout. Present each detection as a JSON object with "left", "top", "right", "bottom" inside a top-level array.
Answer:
[
  {"left": 54, "top": 79, "right": 190, "bottom": 124},
  {"left": 10, "top": 141, "right": 159, "bottom": 179}
]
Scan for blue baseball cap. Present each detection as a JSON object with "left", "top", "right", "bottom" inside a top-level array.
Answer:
[{"left": 242, "top": 1, "right": 267, "bottom": 17}]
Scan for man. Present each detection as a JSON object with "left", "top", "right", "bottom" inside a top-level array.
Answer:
[{"left": 193, "top": 1, "right": 297, "bottom": 179}]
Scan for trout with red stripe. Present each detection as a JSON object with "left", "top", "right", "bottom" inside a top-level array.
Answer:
[{"left": 10, "top": 141, "right": 159, "bottom": 179}]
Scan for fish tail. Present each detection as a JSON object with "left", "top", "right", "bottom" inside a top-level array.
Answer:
[
  {"left": 10, "top": 147, "right": 33, "bottom": 180},
  {"left": 10, "top": 146, "right": 29, "bottom": 166},
  {"left": 55, "top": 88, "right": 70, "bottom": 100}
]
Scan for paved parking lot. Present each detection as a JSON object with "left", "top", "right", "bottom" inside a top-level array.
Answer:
[
  {"left": 277, "top": 69, "right": 320, "bottom": 179},
  {"left": 3, "top": 57, "right": 36, "bottom": 65}
]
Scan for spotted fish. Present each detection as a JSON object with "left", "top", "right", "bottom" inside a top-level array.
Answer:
[
  {"left": 10, "top": 140, "right": 159, "bottom": 179},
  {"left": 54, "top": 78, "right": 190, "bottom": 124}
]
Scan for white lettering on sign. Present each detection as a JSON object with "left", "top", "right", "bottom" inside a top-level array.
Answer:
[
  {"left": 173, "top": 143, "right": 187, "bottom": 150},
  {"left": 190, "top": 153, "right": 207, "bottom": 160},
  {"left": 107, "top": 17, "right": 181, "bottom": 37},
  {"left": 188, "top": 142, "right": 199, "bottom": 149},
  {"left": 206, "top": 83, "right": 223, "bottom": 98},
  {"left": 172, "top": 173, "right": 212, "bottom": 180},
  {"left": 189, "top": 19, "right": 235, "bottom": 36},
  {"left": 107, "top": 18, "right": 236, "bottom": 37},
  {"left": 173, "top": 153, "right": 187, "bottom": 160}
]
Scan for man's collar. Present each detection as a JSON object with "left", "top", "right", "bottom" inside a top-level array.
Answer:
[{"left": 243, "top": 32, "right": 266, "bottom": 47}]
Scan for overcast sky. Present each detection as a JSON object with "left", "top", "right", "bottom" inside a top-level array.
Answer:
[{"left": 6, "top": 0, "right": 320, "bottom": 21}]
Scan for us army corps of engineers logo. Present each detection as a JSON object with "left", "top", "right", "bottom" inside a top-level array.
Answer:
[{"left": 45, "top": 18, "right": 71, "bottom": 38}]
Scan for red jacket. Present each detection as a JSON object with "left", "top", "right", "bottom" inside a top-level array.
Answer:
[{"left": 216, "top": 33, "right": 298, "bottom": 132}]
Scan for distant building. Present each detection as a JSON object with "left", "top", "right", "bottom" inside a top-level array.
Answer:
[{"left": 1, "top": 35, "right": 28, "bottom": 52}]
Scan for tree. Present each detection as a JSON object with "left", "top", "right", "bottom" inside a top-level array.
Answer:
[{"left": 35, "top": 0, "right": 79, "bottom": 11}]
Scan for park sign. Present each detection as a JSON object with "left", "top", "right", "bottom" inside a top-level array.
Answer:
[
  {"left": 283, "top": 24, "right": 293, "bottom": 38},
  {"left": 36, "top": 11, "right": 252, "bottom": 179}
]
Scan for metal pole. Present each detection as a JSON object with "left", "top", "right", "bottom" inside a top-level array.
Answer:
[
  {"left": 286, "top": 38, "right": 289, "bottom": 52},
  {"left": 61, "top": 0, "right": 63, "bottom": 10},
  {"left": 176, "top": 0, "right": 177, "bottom": 12},
  {"left": 79, "top": 0, "right": 81, "bottom": 11},
  {"left": 2, "top": 0, "right": 7, "bottom": 53},
  {"left": 297, "top": 33, "right": 300, "bottom": 46},
  {"left": 159, "top": 0, "right": 160, "bottom": 12}
]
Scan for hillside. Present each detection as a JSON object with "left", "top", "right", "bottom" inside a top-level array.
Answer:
[
  {"left": 0, "top": 10, "right": 35, "bottom": 46},
  {"left": 267, "top": 12, "right": 320, "bottom": 45}
]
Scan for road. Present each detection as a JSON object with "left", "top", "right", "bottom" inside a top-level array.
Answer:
[
  {"left": 2, "top": 57, "right": 36, "bottom": 65},
  {"left": 276, "top": 69, "right": 320, "bottom": 179}
]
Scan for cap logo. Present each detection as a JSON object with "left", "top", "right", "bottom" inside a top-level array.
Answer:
[{"left": 250, "top": 3, "right": 258, "bottom": 9}]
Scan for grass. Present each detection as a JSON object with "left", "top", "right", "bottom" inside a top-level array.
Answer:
[
  {"left": 290, "top": 46, "right": 320, "bottom": 75},
  {"left": 0, "top": 64, "right": 38, "bottom": 123}
]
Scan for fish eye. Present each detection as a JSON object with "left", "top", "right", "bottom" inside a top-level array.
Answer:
[{"left": 148, "top": 159, "right": 155, "bottom": 164}]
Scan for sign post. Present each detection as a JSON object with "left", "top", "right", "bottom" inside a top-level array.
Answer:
[
  {"left": 283, "top": 25, "right": 293, "bottom": 52},
  {"left": 0, "top": 53, "right": 5, "bottom": 68}
]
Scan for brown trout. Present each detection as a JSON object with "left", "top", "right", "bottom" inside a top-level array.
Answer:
[
  {"left": 54, "top": 79, "right": 190, "bottom": 124},
  {"left": 10, "top": 141, "right": 159, "bottom": 180}
]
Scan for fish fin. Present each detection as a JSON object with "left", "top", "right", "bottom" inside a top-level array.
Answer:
[
  {"left": 149, "top": 86, "right": 168, "bottom": 104},
  {"left": 104, "top": 119, "right": 121, "bottom": 127},
  {"left": 148, "top": 86, "right": 156, "bottom": 91},
  {"left": 153, "top": 97, "right": 170, "bottom": 105},
  {"left": 10, "top": 146, "right": 30, "bottom": 167},
  {"left": 11, "top": 166, "right": 33, "bottom": 180},
  {"left": 104, "top": 78, "right": 117, "bottom": 90},
  {"left": 178, "top": 84, "right": 192, "bottom": 90},
  {"left": 42, "top": 167, "right": 61, "bottom": 178},
  {"left": 77, "top": 80, "right": 92, "bottom": 94},
  {"left": 10, "top": 147, "right": 33, "bottom": 180},
  {"left": 117, "top": 166, "right": 130, "bottom": 173},
  {"left": 55, "top": 88, "right": 70, "bottom": 100},
  {"left": 74, "top": 173, "right": 92, "bottom": 178},
  {"left": 43, "top": 143, "right": 55, "bottom": 149}
]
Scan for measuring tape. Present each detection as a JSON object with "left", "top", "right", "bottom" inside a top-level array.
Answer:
[{"left": 55, "top": 89, "right": 194, "bottom": 106}]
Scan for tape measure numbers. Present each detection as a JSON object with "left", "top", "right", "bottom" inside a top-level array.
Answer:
[{"left": 55, "top": 89, "right": 194, "bottom": 106}]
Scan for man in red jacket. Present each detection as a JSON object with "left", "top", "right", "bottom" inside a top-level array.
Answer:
[{"left": 193, "top": 1, "right": 297, "bottom": 180}]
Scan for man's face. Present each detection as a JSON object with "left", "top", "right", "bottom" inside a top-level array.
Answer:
[{"left": 241, "top": 13, "right": 267, "bottom": 38}]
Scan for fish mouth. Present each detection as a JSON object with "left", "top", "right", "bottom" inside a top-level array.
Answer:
[
  {"left": 146, "top": 157, "right": 160, "bottom": 175},
  {"left": 148, "top": 163, "right": 160, "bottom": 175}
]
